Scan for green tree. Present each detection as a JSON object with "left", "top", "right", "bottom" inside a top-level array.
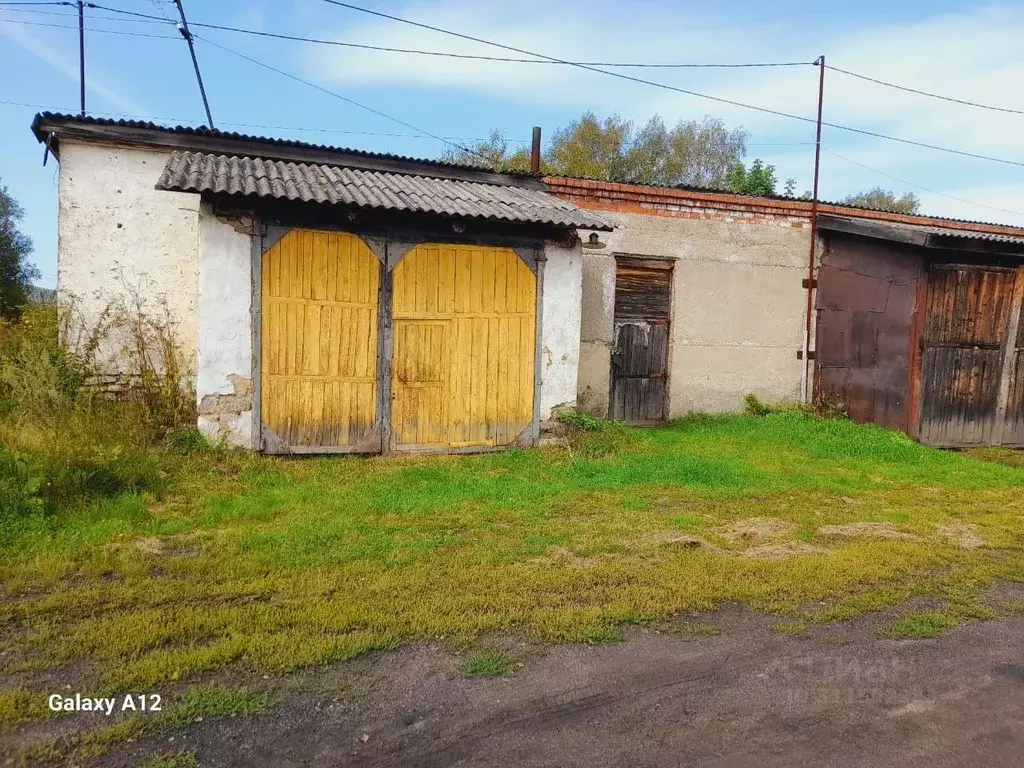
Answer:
[
  {"left": 442, "top": 112, "right": 748, "bottom": 188},
  {"left": 726, "top": 158, "right": 779, "bottom": 196},
  {"left": 840, "top": 187, "right": 921, "bottom": 214},
  {"left": 0, "top": 182, "right": 38, "bottom": 321},
  {"left": 440, "top": 130, "right": 535, "bottom": 173}
]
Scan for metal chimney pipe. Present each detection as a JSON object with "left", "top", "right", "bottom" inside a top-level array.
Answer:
[{"left": 530, "top": 126, "right": 542, "bottom": 173}]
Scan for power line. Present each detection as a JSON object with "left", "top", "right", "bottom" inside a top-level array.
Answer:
[
  {"left": 0, "top": 16, "right": 178, "bottom": 36},
  {"left": 9, "top": 1, "right": 1024, "bottom": 167},
  {"left": 192, "top": 35, "right": 490, "bottom": 160},
  {"left": 827, "top": 65, "right": 1024, "bottom": 117},
  {"left": 319, "top": 0, "right": 1024, "bottom": 169},
  {"left": 0, "top": 99, "right": 529, "bottom": 143},
  {"left": 824, "top": 148, "right": 1024, "bottom": 218},
  {"left": 68, "top": 3, "right": 816, "bottom": 68}
]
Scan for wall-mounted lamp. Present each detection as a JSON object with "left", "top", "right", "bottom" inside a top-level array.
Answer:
[
  {"left": 452, "top": 219, "right": 466, "bottom": 234},
  {"left": 581, "top": 232, "right": 607, "bottom": 250}
]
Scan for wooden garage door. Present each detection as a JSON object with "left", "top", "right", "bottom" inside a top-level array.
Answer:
[
  {"left": 391, "top": 244, "right": 536, "bottom": 450},
  {"left": 918, "top": 264, "right": 1019, "bottom": 447},
  {"left": 261, "top": 230, "right": 380, "bottom": 451}
]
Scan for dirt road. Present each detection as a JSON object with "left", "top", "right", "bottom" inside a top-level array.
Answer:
[{"left": 102, "top": 604, "right": 1024, "bottom": 767}]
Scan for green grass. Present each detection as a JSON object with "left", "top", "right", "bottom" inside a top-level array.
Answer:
[
  {"left": 3, "top": 413, "right": 1024, "bottom": 760},
  {"left": 885, "top": 611, "right": 962, "bottom": 639},
  {"left": 462, "top": 648, "right": 524, "bottom": 677},
  {"left": 137, "top": 751, "right": 198, "bottom": 768},
  {"left": 771, "top": 622, "right": 808, "bottom": 637}
]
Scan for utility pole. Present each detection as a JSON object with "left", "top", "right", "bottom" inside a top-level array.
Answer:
[
  {"left": 173, "top": 0, "right": 214, "bottom": 129},
  {"left": 77, "top": 0, "right": 86, "bottom": 115},
  {"left": 801, "top": 54, "right": 825, "bottom": 403}
]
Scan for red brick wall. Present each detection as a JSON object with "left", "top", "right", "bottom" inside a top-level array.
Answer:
[{"left": 544, "top": 177, "right": 1024, "bottom": 238}]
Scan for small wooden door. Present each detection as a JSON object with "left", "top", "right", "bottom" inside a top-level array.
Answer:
[
  {"left": 391, "top": 244, "right": 536, "bottom": 450},
  {"left": 611, "top": 257, "right": 672, "bottom": 423},
  {"left": 918, "top": 263, "right": 1024, "bottom": 447},
  {"left": 261, "top": 229, "right": 380, "bottom": 451}
]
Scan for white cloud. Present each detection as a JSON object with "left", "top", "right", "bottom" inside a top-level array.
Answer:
[
  {"left": 0, "top": 21, "right": 147, "bottom": 116},
  {"left": 302, "top": 0, "right": 1024, "bottom": 224}
]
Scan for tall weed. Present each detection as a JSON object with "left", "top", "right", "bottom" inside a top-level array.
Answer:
[{"left": 0, "top": 294, "right": 194, "bottom": 523}]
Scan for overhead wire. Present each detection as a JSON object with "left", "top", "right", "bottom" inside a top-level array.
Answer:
[
  {"left": 41, "top": 2, "right": 813, "bottom": 68},
  {"left": 0, "top": 17, "right": 179, "bottom": 37},
  {"left": 824, "top": 149, "right": 1024, "bottom": 218},
  {"left": 0, "top": 99, "right": 530, "bottom": 143},
  {"left": 317, "top": 0, "right": 1024, "bottom": 169},
  {"left": 6, "top": 1, "right": 1024, "bottom": 171},
  {"left": 827, "top": 65, "right": 1024, "bottom": 117},
  {"left": 191, "top": 35, "right": 493, "bottom": 160}
]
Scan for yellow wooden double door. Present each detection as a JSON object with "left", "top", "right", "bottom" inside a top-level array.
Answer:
[{"left": 261, "top": 230, "right": 536, "bottom": 452}]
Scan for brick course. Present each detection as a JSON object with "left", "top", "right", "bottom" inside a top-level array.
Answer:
[{"left": 544, "top": 177, "right": 1024, "bottom": 237}]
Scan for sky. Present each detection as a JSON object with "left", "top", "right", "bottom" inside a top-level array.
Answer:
[{"left": 2, "top": 0, "right": 1023, "bottom": 288}]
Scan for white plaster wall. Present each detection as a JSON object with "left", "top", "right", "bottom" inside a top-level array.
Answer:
[
  {"left": 57, "top": 141, "right": 200, "bottom": 371},
  {"left": 578, "top": 252, "right": 616, "bottom": 416},
  {"left": 539, "top": 240, "right": 584, "bottom": 420},
  {"left": 577, "top": 211, "right": 811, "bottom": 416},
  {"left": 195, "top": 205, "right": 254, "bottom": 447}
]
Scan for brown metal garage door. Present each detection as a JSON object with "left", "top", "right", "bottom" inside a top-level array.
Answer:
[{"left": 918, "top": 263, "right": 1024, "bottom": 446}]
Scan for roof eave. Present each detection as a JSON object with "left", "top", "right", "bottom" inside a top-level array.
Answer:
[
  {"left": 31, "top": 114, "right": 543, "bottom": 189},
  {"left": 818, "top": 214, "right": 1024, "bottom": 255}
]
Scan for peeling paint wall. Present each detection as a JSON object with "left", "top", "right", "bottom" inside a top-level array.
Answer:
[
  {"left": 578, "top": 211, "right": 811, "bottom": 416},
  {"left": 195, "top": 206, "right": 254, "bottom": 447},
  {"left": 57, "top": 141, "right": 200, "bottom": 373},
  {"left": 539, "top": 239, "right": 584, "bottom": 420}
]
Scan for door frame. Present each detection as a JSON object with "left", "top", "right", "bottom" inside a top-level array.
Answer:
[
  {"left": 609, "top": 254, "right": 675, "bottom": 424},
  {"left": 248, "top": 218, "right": 546, "bottom": 454}
]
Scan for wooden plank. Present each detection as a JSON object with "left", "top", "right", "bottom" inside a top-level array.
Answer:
[
  {"left": 391, "top": 244, "right": 536, "bottom": 450},
  {"left": 261, "top": 229, "right": 380, "bottom": 451},
  {"left": 993, "top": 268, "right": 1024, "bottom": 444}
]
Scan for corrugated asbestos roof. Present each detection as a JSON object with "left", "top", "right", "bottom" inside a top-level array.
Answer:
[
  {"left": 818, "top": 215, "right": 1024, "bottom": 249},
  {"left": 156, "top": 151, "right": 612, "bottom": 230},
  {"left": 31, "top": 112, "right": 504, "bottom": 175}
]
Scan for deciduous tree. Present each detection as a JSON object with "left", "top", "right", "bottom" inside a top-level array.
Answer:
[
  {"left": 840, "top": 187, "right": 921, "bottom": 214},
  {"left": 0, "top": 182, "right": 38, "bottom": 321}
]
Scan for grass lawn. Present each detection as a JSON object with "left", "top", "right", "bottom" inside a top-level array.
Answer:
[{"left": 3, "top": 413, "right": 1024, "bottom": 761}]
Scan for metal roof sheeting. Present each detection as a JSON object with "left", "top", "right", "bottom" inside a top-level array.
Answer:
[
  {"left": 156, "top": 151, "right": 612, "bottom": 230},
  {"left": 818, "top": 214, "right": 1024, "bottom": 248}
]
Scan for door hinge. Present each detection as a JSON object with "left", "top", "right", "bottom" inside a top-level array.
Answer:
[
  {"left": 797, "top": 350, "right": 816, "bottom": 360},
  {"left": 802, "top": 278, "right": 817, "bottom": 289}
]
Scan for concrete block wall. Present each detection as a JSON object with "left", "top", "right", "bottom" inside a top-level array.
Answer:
[{"left": 576, "top": 210, "right": 813, "bottom": 417}]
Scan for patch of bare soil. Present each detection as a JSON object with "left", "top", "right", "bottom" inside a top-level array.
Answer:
[
  {"left": 936, "top": 523, "right": 984, "bottom": 549},
  {"left": 640, "top": 531, "right": 720, "bottom": 552},
  {"left": 816, "top": 522, "right": 920, "bottom": 541},
  {"left": 717, "top": 517, "right": 798, "bottom": 544},
  {"left": 741, "top": 542, "right": 829, "bottom": 561}
]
